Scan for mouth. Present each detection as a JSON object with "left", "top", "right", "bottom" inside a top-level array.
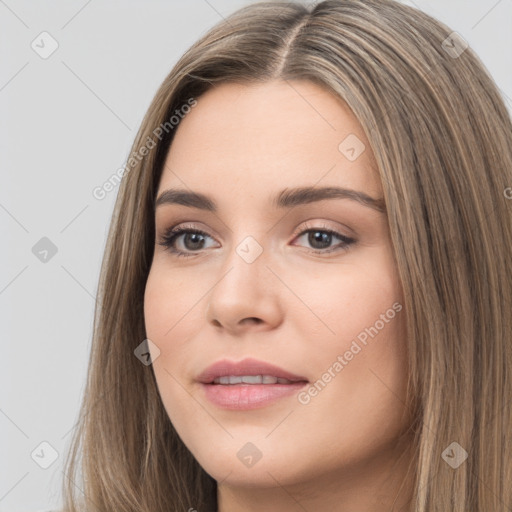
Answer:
[
  {"left": 212, "top": 375, "right": 301, "bottom": 385},
  {"left": 197, "top": 358, "right": 309, "bottom": 410}
]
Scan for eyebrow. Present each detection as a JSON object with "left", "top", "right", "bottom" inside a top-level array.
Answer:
[{"left": 155, "top": 186, "right": 386, "bottom": 214}]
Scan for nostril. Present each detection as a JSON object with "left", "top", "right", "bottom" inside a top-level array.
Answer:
[{"left": 242, "top": 317, "right": 262, "bottom": 325}]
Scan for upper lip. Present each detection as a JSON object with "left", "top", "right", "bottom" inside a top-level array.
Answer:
[{"left": 197, "top": 357, "right": 309, "bottom": 384}]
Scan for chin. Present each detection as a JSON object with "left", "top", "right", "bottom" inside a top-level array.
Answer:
[{"left": 185, "top": 434, "right": 315, "bottom": 488}]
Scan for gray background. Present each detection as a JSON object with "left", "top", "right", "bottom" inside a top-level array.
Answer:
[{"left": 1, "top": 1, "right": 511, "bottom": 511}]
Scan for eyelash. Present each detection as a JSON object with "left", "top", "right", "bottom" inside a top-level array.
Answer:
[{"left": 157, "top": 222, "right": 356, "bottom": 258}]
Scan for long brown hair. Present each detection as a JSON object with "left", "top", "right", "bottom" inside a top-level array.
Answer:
[{"left": 61, "top": 1, "right": 512, "bottom": 510}]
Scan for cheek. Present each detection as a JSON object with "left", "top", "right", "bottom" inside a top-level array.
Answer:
[
  {"left": 143, "top": 268, "right": 206, "bottom": 430},
  {"left": 286, "top": 249, "right": 403, "bottom": 353},
  {"left": 143, "top": 264, "right": 204, "bottom": 342},
  {"left": 289, "top": 251, "right": 409, "bottom": 428},
  {"left": 143, "top": 266, "right": 201, "bottom": 407}
]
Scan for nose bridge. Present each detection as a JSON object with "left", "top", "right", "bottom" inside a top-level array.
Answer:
[
  {"left": 205, "top": 226, "right": 283, "bottom": 331},
  {"left": 220, "top": 213, "right": 270, "bottom": 269},
  {"left": 216, "top": 230, "right": 269, "bottom": 294}
]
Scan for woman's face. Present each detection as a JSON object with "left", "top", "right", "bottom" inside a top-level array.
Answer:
[{"left": 144, "top": 80, "right": 411, "bottom": 490}]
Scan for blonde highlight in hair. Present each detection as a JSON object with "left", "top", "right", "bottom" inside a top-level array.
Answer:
[{"left": 61, "top": 1, "right": 512, "bottom": 510}]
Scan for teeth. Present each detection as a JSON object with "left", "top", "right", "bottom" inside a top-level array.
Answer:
[
  {"left": 212, "top": 375, "right": 293, "bottom": 385},
  {"left": 241, "top": 375, "right": 262, "bottom": 384}
]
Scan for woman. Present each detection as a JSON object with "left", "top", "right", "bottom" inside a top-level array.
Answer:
[{"left": 61, "top": 1, "right": 512, "bottom": 511}]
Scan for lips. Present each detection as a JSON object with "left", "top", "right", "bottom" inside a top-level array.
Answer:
[
  {"left": 197, "top": 358, "right": 309, "bottom": 410},
  {"left": 197, "top": 357, "right": 309, "bottom": 384}
]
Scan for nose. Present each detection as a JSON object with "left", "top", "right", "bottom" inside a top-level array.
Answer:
[{"left": 205, "top": 239, "right": 284, "bottom": 335}]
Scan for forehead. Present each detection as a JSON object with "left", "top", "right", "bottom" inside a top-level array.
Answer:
[{"left": 159, "top": 80, "right": 382, "bottom": 202}]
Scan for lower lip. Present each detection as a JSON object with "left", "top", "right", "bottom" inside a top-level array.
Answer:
[{"left": 200, "top": 382, "right": 308, "bottom": 410}]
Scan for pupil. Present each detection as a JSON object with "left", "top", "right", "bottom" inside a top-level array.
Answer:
[
  {"left": 309, "top": 231, "right": 331, "bottom": 249},
  {"left": 185, "top": 233, "right": 205, "bottom": 250}
]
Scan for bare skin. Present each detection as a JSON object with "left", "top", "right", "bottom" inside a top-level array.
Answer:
[{"left": 144, "top": 79, "right": 415, "bottom": 511}]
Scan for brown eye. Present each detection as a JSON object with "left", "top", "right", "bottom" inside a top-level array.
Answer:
[
  {"left": 158, "top": 227, "right": 217, "bottom": 257},
  {"left": 293, "top": 228, "right": 355, "bottom": 253}
]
